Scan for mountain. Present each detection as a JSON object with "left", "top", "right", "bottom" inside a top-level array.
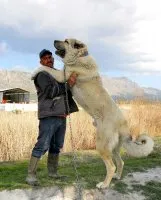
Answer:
[
  {"left": 0, "top": 69, "right": 37, "bottom": 101},
  {"left": 101, "top": 76, "right": 145, "bottom": 100},
  {"left": 0, "top": 70, "right": 160, "bottom": 101},
  {"left": 0, "top": 69, "right": 35, "bottom": 92},
  {"left": 143, "top": 87, "right": 161, "bottom": 101}
]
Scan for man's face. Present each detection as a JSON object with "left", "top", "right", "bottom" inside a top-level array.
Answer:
[{"left": 40, "top": 54, "right": 54, "bottom": 68}]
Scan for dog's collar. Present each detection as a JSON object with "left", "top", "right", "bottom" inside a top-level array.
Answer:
[
  {"left": 79, "top": 51, "right": 89, "bottom": 57},
  {"left": 77, "top": 73, "right": 100, "bottom": 82}
]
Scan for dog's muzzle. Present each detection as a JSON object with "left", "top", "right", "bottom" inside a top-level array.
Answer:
[{"left": 54, "top": 40, "right": 66, "bottom": 58}]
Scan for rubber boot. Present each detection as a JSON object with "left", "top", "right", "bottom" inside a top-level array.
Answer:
[
  {"left": 26, "top": 156, "right": 39, "bottom": 186},
  {"left": 47, "top": 153, "right": 66, "bottom": 179}
]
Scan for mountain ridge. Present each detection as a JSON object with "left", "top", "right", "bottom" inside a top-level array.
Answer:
[{"left": 0, "top": 70, "right": 160, "bottom": 101}]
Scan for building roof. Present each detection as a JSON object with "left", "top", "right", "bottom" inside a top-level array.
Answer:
[{"left": 0, "top": 88, "right": 29, "bottom": 94}]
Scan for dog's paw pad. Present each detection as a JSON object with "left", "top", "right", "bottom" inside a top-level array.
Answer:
[{"left": 96, "top": 182, "right": 109, "bottom": 189}]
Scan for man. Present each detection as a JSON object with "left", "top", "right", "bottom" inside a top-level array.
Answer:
[{"left": 26, "top": 49, "right": 78, "bottom": 186}]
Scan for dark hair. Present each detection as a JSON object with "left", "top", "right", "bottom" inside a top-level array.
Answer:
[{"left": 39, "top": 49, "right": 52, "bottom": 58}]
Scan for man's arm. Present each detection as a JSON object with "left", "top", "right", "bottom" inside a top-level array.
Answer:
[{"left": 36, "top": 73, "right": 68, "bottom": 99}]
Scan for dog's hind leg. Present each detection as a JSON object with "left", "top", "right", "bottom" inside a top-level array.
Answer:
[
  {"left": 96, "top": 151, "right": 116, "bottom": 189},
  {"left": 96, "top": 123, "right": 119, "bottom": 188},
  {"left": 112, "top": 144, "right": 124, "bottom": 180}
]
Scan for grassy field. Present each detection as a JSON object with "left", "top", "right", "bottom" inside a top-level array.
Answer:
[
  {"left": 0, "top": 146, "right": 161, "bottom": 199},
  {"left": 0, "top": 101, "right": 161, "bottom": 161},
  {"left": 0, "top": 101, "right": 161, "bottom": 199}
]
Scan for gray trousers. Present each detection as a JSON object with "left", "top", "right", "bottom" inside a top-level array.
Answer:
[{"left": 32, "top": 116, "right": 66, "bottom": 158}]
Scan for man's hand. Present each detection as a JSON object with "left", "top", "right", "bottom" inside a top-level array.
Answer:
[{"left": 67, "top": 72, "right": 78, "bottom": 87}]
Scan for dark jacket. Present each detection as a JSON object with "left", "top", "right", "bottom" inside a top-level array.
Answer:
[{"left": 33, "top": 71, "right": 78, "bottom": 119}]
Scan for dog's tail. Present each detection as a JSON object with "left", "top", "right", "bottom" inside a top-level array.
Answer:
[{"left": 122, "top": 134, "right": 154, "bottom": 157}]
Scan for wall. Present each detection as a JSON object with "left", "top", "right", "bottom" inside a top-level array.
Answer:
[{"left": 0, "top": 103, "right": 37, "bottom": 112}]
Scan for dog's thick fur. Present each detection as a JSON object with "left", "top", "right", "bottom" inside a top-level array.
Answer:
[{"left": 32, "top": 39, "right": 154, "bottom": 188}]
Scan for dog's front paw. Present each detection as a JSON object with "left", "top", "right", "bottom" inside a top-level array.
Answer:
[{"left": 96, "top": 182, "right": 109, "bottom": 189}]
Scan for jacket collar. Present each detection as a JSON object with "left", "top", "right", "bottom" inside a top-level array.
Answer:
[{"left": 31, "top": 64, "right": 58, "bottom": 80}]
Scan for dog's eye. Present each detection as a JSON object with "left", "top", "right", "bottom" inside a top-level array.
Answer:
[{"left": 65, "top": 39, "right": 69, "bottom": 44}]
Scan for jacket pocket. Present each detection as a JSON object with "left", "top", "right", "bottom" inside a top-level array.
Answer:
[{"left": 50, "top": 96, "right": 64, "bottom": 110}]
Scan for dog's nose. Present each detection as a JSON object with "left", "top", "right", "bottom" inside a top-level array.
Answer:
[
  {"left": 54, "top": 40, "right": 61, "bottom": 47},
  {"left": 54, "top": 40, "right": 58, "bottom": 45}
]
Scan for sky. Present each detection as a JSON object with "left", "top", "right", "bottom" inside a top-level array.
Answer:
[{"left": 0, "top": 0, "right": 161, "bottom": 89}]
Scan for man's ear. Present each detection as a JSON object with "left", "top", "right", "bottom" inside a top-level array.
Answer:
[{"left": 40, "top": 60, "right": 42, "bottom": 65}]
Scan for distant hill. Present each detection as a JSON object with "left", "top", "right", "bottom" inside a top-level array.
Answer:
[
  {"left": 0, "top": 69, "right": 35, "bottom": 92},
  {"left": 143, "top": 87, "right": 161, "bottom": 101},
  {"left": 101, "top": 76, "right": 145, "bottom": 100},
  {"left": 0, "top": 69, "right": 161, "bottom": 102}
]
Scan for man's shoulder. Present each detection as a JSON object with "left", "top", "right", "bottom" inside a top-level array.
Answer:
[
  {"left": 32, "top": 65, "right": 52, "bottom": 78},
  {"left": 32, "top": 64, "right": 63, "bottom": 83},
  {"left": 36, "top": 71, "right": 54, "bottom": 81},
  {"left": 36, "top": 70, "right": 50, "bottom": 77}
]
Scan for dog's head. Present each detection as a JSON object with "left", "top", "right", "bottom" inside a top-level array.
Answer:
[{"left": 54, "top": 39, "right": 88, "bottom": 62}]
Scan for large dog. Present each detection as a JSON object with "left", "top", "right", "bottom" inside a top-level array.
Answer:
[{"left": 33, "top": 39, "right": 154, "bottom": 188}]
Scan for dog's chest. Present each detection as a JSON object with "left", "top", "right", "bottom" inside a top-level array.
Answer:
[
  {"left": 72, "top": 86, "right": 85, "bottom": 101},
  {"left": 72, "top": 86, "right": 89, "bottom": 108}
]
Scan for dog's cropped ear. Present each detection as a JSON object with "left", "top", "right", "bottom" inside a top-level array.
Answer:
[
  {"left": 74, "top": 39, "right": 86, "bottom": 49},
  {"left": 75, "top": 41, "right": 88, "bottom": 57},
  {"left": 74, "top": 43, "right": 84, "bottom": 49}
]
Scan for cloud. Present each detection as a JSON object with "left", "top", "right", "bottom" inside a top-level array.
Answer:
[
  {"left": 0, "top": 0, "right": 160, "bottom": 73},
  {"left": 101, "top": 0, "right": 161, "bottom": 73},
  {"left": 0, "top": 0, "right": 136, "bottom": 40}
]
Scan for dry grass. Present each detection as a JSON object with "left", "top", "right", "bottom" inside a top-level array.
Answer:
[
  {"left": 125, "top": 101, "right": 161, "bottom": 138},
  {"left": 0, "top": 110, "right": 96, "bottom": 161},
  {"left": 0, "top": 101, "right": 161, "bottom": 161},
  {"left": 64, "top": 111, "right": 96, "bottom": 152},
  {"left": 0, "top": 111, "right": 38, "bottom": 161}
]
